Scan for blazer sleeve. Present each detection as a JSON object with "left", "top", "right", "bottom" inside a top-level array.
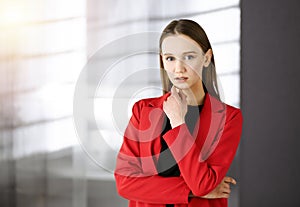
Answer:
[
  {"left": 114, "top": 101, "right": 191, "bottom": 204},
  {"left": 162, "top": 106, "right": 243, "bottom": 197}
]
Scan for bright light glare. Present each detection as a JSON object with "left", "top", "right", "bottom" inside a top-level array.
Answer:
[{"left": 0, "top": 2, "right": 24, "bottom": 27}]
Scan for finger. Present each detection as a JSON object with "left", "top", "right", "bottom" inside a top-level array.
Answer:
[
  {"left": 178, "top": 89, "right": 187, "bottom": 105},
  {"left": 171, "top": 86, "right": 180, "bottom": 100},
  {"left": 223, "top": 176, "right": 233, "bottom": 183},
  {"left": 221, "top": 193, "right": 230, "bottom": 199},
  {"left": 171, "top": 86, "right": 177, "bottom": 95},
  {"left": 222, "top": 183, "right": 230, "bottom": 190},
  {"left": 171, "top": 87, "right": 184, "bottom": 106},
  {"left": 216, "top": 192, "right": 230, "bottom": 199},
  {"left": 224, "top": 176, "right": 237, "bottom": 185},
  {"left": 178, "top": 89, "right": 186, "bottom": 99},
  {"left": 179, "top": 89, "right": 187, "bottom": 102},
  {"left": 222, "top": 187, "right": 231, "bottom": 194}
]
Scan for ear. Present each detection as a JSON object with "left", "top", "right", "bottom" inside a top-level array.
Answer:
[{"left": 203, "top": 49, "right": 212, "bottom": 67}]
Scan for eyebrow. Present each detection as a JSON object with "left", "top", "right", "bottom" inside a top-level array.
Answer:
[{"left": 162, "top": 51, "right": 198, "bottom": 55}]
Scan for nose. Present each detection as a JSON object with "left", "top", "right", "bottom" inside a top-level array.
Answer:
[{"left": 174, "top": 59, "right": 185, "bottom": 73}]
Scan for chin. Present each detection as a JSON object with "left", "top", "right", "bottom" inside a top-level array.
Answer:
[{"left": 172, "top": 83, "right": 190, "bottom": 90}]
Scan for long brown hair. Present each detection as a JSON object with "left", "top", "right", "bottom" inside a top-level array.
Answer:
[{"left": 159, "top": 19, "right": 220, "bottom": 100}]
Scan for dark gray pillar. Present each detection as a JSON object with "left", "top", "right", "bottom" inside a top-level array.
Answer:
[{"left": 240, "top": 0, "right": 300, "bottom": 206}]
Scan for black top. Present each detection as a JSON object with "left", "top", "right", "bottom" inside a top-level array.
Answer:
[{"left": 156, "top": 105, "right": 203, "bottom": 207}]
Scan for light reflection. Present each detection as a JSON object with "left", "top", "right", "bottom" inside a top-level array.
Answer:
[{"left": 0, "top": 1, "right": 25, "bottom": 27}]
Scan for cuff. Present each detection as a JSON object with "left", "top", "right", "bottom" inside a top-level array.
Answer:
[{"left": 162, "top": 123, "right": 190, "bottom": 146}]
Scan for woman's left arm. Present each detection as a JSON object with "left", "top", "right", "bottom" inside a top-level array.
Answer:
[{"left": 163, "top": 107, "right": 243, "bottom": 197}]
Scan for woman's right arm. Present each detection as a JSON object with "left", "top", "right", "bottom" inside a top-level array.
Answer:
[{"left": 114, "top": 101, "right": 190, "bottom": 204}]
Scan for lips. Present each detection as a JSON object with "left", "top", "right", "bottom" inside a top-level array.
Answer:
[{"left": 175, "top": 77, "right": 188, "bottom": 80}]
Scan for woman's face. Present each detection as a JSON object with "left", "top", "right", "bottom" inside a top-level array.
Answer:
[{"left": 161, "top": 34, "right": 211, "bottom": 91}]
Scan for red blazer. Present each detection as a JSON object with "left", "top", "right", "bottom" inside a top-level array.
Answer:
[{"left": 115, "top": 92, "right": 243, "bottom": 207}]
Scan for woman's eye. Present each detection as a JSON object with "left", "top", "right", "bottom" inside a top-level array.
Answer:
[
  {"left": 185, "top": 55, "right": 194, "bottom": 60},
  {"left": 166, "top": 56, "right": 175, "bottom": 61}
]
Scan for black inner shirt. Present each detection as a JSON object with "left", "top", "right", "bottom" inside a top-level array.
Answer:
[{"left": 157, "top": 105, "right": 203, "bottom": 207}]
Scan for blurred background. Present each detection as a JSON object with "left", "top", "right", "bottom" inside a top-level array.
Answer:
[{"left": 0, "top": 0, "right": 299, "bottom": 207}]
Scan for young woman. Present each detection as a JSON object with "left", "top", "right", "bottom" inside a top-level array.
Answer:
[{"left": 115, "top": 19, "right": 243, "bottom": 207}]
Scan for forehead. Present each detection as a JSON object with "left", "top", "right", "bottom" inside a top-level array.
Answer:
[{"left": 161, "top": 34, "right": 203, "bottom": 54}]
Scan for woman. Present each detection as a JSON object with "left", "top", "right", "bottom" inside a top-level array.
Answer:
[{"left": 115, "top": 19, "right": 243, "bottom": 207}]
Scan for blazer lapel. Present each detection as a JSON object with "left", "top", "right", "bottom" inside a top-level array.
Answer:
[
  {"left": 138, "top": 93, "right": 170, "bottom": 173},
  {"left": 196, "top": 94, "right": 226, "bottom": 162}
]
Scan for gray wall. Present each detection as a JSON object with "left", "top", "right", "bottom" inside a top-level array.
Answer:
[{"left": 240, "top": 0, "right": 300, "bottom": 206}]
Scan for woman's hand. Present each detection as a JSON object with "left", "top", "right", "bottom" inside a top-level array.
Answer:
[
  {"left": 189, "top": 176, "right": 237, "bottom": 199},
  {"left": 163, "top": 86, "right": 188, "bottom": 128}
]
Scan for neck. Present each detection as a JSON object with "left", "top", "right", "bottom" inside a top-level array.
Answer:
[{"left": 182, "top": 81, "right": 205, "bottom": 105}]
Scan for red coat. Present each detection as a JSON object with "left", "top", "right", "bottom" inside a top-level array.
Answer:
[{"left": 115, "top": 92, "right": 243, "bottom": 207}]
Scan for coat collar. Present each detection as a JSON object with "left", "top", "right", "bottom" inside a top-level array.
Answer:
[{"left": 147, "top": 92, "right": 225, "bottom": 114}]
